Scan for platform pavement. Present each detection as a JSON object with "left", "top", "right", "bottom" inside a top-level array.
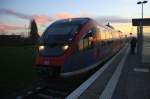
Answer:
[
  {"left": 112, "top": 51, "right": 150, "bottom": 99},
  {"left": 66, "top": 45, "right": 150, "bottom": 99}
]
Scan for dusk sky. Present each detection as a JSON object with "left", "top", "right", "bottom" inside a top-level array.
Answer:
[{"left": 0, "top": 0, "right": 150, "bottom": 36}]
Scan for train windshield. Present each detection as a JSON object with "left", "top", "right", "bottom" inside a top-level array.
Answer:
[
  {"left": 39, "top": 24, "right": 80, "bottom": 56},
  {"left": 38, "top": 18, "right": 89, "bottom": 56},
  {"left": 41, "top": 24, "right": 79, "bottom": 44}
]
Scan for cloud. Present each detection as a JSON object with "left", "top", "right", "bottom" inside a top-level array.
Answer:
[
  {"left": 0, "top": 8, "right": 53, "bottom": 24},
  {"left": 94, "top": 16, "right": 131, "bottom": 24},
  {"left": 33, "top": 15, "right": 53, "bottom": 24},
  {"left": 0, "top": 8, "right": 131, "bottom": 24},
  {"left": 55, "top": 12, "right": 93, "bottom": 19},
  {"left": 0, "top": 8, "right": 132, "bottom": 34},
  {"left": 78, "top": 11, "right": 91, "bottom": 17},
  {"left": 0, "top": 23, "right": 24, "bottom": 32},
  {"left": 55, "top": 12, "right": 75, "bottom": 19},
  {"left": 54, "top": 12, "right": 131, "bottom": 24},
  {"left": 0, "top": 8, "right": 31, "bottom": 19}
]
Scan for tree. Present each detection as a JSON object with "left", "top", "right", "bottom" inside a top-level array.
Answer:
[{"left": 29, "top": 19, "right": 39, "bottom": 44}]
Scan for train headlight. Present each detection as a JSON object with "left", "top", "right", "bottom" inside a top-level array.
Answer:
[
  {"left": 39, "top": 45, "right": 45, "bottom": 51},
  {"left": 62, "top": 45, "right": 69, "bottom": 51}
]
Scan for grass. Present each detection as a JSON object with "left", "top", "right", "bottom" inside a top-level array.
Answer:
[{"left": 0, "top": 46, "right": 39, "bottom": 98}]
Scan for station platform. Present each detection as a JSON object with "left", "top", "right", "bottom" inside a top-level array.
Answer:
[{"left": 66, "top": 44, "right": 150, "bottom": 99}]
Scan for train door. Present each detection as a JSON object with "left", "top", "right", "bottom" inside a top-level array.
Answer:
[
  {"left": 99, "top": 28, "right": 108, "bottom": 58},
  {"left": 106, "top": 30, "right": 114, "bottom": 55},
  {"left": 112, "top": 31, "right": 120, "bottom": 52},
  {"left": 77, "top": 28, "right": 98, "bottom": 68},
  {"left": 64, "top": 27, "right": 98, "bottom": 72},
  {"left": 63, "top": 27, "right": 98, "bottom": 72}
]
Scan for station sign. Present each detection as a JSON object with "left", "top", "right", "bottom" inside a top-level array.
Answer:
[{"left": 132, "top": 18, "right": 150, "bottom": 26}]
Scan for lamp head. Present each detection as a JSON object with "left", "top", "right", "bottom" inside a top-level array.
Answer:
[
  {"left": 137, "top": 1, "right": 148, "bottom": 4},
  {"left": 143, "top": 1, "right": 148, "bottom": 4},
  {"left": 137, "top": 1, "right": 142, "bottom": 4}
]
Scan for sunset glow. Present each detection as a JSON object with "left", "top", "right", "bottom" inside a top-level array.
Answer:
[{"left": 0, "top": 0, "right": 150, "bottom": 36}]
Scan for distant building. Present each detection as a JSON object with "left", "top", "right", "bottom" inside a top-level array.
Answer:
[
  {"left": 0, "top": 35, "right": 21, "bottom": 41},
  {"left": 0, "top": 34, "right": 30, "bottom": 45}
]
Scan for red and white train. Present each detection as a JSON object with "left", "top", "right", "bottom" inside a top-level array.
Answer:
[{"left": 35, "top": 18, "right": 125, "bottom": 77}]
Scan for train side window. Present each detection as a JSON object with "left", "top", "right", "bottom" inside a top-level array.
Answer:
[
  {"left": 83, "top": 37, "right": 89, "bottom": 49},
  {"left": 100, "top": 28, "right": 106, "bottom": 46},
  {"left": 83, "top": 30, "right": 94, "bottom": 50},
  {"left": 78, "top": 40, "right": 84, "bottom": 51},
  {"left": 86, "top": 29, "right": 96, "bottom": 48},
  {"left": 78, "top": 29, "right": 95, "bottom": 51},
  {"left": 106, "top": 30, "right": 113, "bottom": 44}
]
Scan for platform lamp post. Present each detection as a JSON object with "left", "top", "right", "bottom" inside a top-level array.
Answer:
[
  {"left": 137, "top": 1, "right": 148, "bottom": 19},
  {"left": 137, "top": 1, "right": 148, "bottom": 63}
]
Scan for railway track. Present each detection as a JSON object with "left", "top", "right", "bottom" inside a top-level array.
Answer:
[
  {"left": 12, "top": 74, "right": 88, "bottom": 99},
  {"left": 18, "top": 85, "right": 69, "bottom": 99},
  {"left": 8, "top": 52, "right": 114, "bottom": 99}
]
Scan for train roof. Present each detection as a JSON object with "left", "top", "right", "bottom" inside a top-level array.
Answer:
[
  {"left": 51, "top": 18, "right": 91, "bottom": 26},
  {"left": 49, "top": 17, "right": 119, "bottom": 32}
]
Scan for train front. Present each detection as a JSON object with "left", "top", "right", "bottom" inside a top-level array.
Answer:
[{"left": 35, "top": 19, "right": 79, "bottom": 77}]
